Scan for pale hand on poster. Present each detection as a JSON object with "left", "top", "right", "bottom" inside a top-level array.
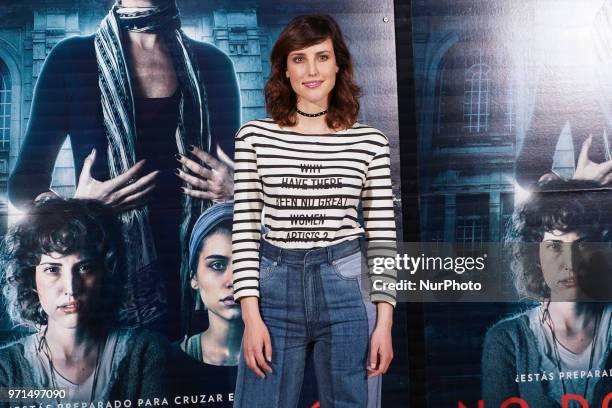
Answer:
[
  {"left": 73, "top": 148, "right": 159, "bottom": 211},
  {"left": 176, "top": 145, "right": 235, "bottom": 202},
  {"left": 573, "top": 134, "right": 612, "bottom": 185}
]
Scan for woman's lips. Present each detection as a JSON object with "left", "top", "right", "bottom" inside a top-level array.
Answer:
[
  {"left": 58, "top": 301, "right": 81, "bottom": 313},
  {"left": 221, "top": 296, "right": 237, "bottom": 307},
  {"left": 557, "top": 277, "right": 578, "bottom": 288},
  {"left": 302, "top": 80, "right": 323, "bottom": 89}
]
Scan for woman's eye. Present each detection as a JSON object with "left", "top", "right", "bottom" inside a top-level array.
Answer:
[
  {"left": 293, "top": 56, "right": 304, "bottom": 63},
  {"left": 209, "top": 260, "right": 227, "bottom": 272},
  {"left": 545, "top": 241, "right": 562, "bottom": 251},
  {"left": 319, "top": 55, "right": 329, "bottom": 61},
  {"left": 43, "top": 266, "right": 60, "bottom": 274},
  {"left": 77, "top": 264, "right": 95, "bottom": 274},
  {"left": 576, "top": 241, "right": 590, "bottom": 251}
]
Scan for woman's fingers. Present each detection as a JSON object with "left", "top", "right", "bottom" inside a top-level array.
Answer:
[
  {"left": 372, "top": 356, "right": 391, "bottom": 376},
  {"left": 254, "top": 344, "right": 273, "bottom": 375},
  {"left": 245, "top": 350, "right": 266, "bottom": 379},
  {"left": 216, "top": 145, "right": 235, "bottom": 170},
  {"left": 176, "top": 150, "right": 234, "bottom": 202},
  {"left": 176, "top": 169, "right": 209, "bottom": 190},
  {"left": 263, "top": 332, "right": 273, "bottom": 363},
  {"left": 113, "top": 183, "right": 157, "bottom": 210},
  {"left": 243, "top": 319, "right": 273, "bottom": 379},
  {"left": 601, "top": 172, "right": 612, "bottom": 186},
  {"left": 367, "top": 343, "right": 381, "bottom": 377},
  {"left": 367, "top": 355, "right": 385, "bottom": 378},
  {"left": 577, "top": 134, "right": 593, "bottom": 170},
  {"left": 112, "top": 170, "right": 159, "bottom": 202},
  {"left": 380, "top": 349, "right": 393, "bottom": 374},
  {"left": 246, "top": 345, "right": 268, "bottom": 379},
  {"left": 176, "top": 154, "right": 213, "bottom": 179},
  {"left": 108, "top": 159, "right": 147, "bottom": 190},
  {"left": 597, "top": 159, "right": 612, "bottom": 181},
  {"left": 190, "top": 146, "right": 221, "bottom": 169},
  {"left": 78, "top": 149, "right": 96, "bottom": 184},
  {"left": 181, "top": 187, "right": 216, "bottom": 200},
  {"left": 367, "top": 333, "right": 393, "bottom": 378}
]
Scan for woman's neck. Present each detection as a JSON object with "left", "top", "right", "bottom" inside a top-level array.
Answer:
[
  {"left": 126, "top": 32, "right": 163, "bottom": 51},
  {"left": 200, "top": 313, "right": 244, "bottom": 365},
  {"left": 292, "top": 99, "right": 333, "bottom": 134},
  {"left": 43, "top": 323, "right": 98, "bottom": 362},
  {"left": 547, "top": 302, "right": 601, "bottom": 333}
]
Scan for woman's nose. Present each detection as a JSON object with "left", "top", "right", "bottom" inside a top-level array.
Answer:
[
  {"left": 308, "top": 60, "right": 319, "bottom": 76},
  {"left": 65, "top": 269, "right": 82, "bottom": 295},
  {"left": 561, "top": 243, "right": 581, "bottom": 273},
  {"left": 224, "top": 265, "right": 234, "bottom": 288}
]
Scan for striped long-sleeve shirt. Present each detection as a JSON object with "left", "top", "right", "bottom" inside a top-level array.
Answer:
[{"left": 231, "top": 119, "right": 397, "bottom": 305}]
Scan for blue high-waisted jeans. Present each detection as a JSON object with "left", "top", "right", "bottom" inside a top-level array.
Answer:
[{"left": 234, "top": 238, "right": 379, "bottom": 408}]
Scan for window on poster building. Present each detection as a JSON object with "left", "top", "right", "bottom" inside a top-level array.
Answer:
[
  {"left": 435, "top": 43, "right": 513, "bottom": 146},
  {"left": 455, "top": 193, "right": 489, "bottom": 249},
  {"left": 463, "top": 58, "right": 490, "bottom": 133}
]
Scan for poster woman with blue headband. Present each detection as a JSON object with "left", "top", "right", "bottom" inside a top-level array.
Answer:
[
  {"left": 173, "top": 201, "right": 241, "bottom": 407},
  {"left": 7, "top": 0, "right": 241, "bottom": 336},
  {"left": 181, "top": 201, "right": 243, "bottom": 367}
]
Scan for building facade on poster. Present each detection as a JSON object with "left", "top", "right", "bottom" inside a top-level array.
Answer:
[
  {"left": 414, "top": 2, "right": 590, "bottom": 246},
  {"left": 412, "top": 1, "right": 518, "bottom": 245}
]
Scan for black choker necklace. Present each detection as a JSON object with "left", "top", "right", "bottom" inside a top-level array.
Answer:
[{"left": 296, "top": 108, "right": 328, "bottom": 117}]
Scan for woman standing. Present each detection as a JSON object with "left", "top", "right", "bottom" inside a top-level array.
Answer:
[
  {"left": 482, "top": 180, "right": 612, "bottom": 407},
  {"left": 232, "top": 15, "right": 397, "bottom": 407},
  {"left": 8, "top": 0, "right": 241, "bottom": 335}
]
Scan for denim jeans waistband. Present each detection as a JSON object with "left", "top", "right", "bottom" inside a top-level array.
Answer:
[{"left": 260, "top": 238, "right": 361, "bottom": 265}]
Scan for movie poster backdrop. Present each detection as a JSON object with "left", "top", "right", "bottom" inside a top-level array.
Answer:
[
  {"left": 411, "top": 1, "right": 612, "bottom": 407},
  {"left": 0, "top": 1, "right": 408, "bottom": 407}
]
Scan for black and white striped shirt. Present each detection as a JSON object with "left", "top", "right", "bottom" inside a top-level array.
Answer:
[{"left": 231, "top": 119, "right": 397, "bottom": 305}]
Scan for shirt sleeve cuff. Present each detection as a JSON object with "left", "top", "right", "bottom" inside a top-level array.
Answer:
[{"left": 234, "top": 288, "right": 260, "bottom": 302}]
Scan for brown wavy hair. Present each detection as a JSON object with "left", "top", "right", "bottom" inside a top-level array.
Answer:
[
  {"left": 504, "top": 179, "right": 612, "bottom": 300},
  {"left": 1, "top": 198, "right": 125, "bottom": 330},
  {"left": 265, "top": 14, "right": 361, "bottom": 130}
]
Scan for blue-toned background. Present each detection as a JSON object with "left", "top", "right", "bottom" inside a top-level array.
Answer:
[{"left": 412, "top": 0, "right": 612, "bottom": 406}]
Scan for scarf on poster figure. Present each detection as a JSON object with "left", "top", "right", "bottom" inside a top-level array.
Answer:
[{"left": 95, "top": 1, "right": 212, "bottom": 327}]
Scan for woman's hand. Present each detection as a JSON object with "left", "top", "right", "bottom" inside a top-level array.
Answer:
[
  {"left": 537, "top": 172, "right": 560, "bottom": 183},
  {"left": 74, "top": 149, "right": 159, "bottom": 211},
  {"left": 573, "top": 135, "right": 612, "bottom": 184},
  {"left": 34, "top": 191, "right": 61, "bottom": 202},
  {"left": 368, "top": 302, "right": 394, "bottom": 378},
  {"left": 176, "top": 145, "right": 234, "bottom": 202},
  {"left": 240, "top": 297, "right": 273, "bottom": 379}
]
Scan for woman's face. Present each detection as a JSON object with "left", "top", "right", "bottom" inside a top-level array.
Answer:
[
  {"left": 191, "top": 231, "right": 240, "bottom": 321},
  {"left": 35, "top": 251, "right": 102, "bottom": 330},
  {"left": 539, "top": 230, "right": 594, "bottom": 301},
  {"left": 286, "top": 37, "right": 339, "bottom": 109}
]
